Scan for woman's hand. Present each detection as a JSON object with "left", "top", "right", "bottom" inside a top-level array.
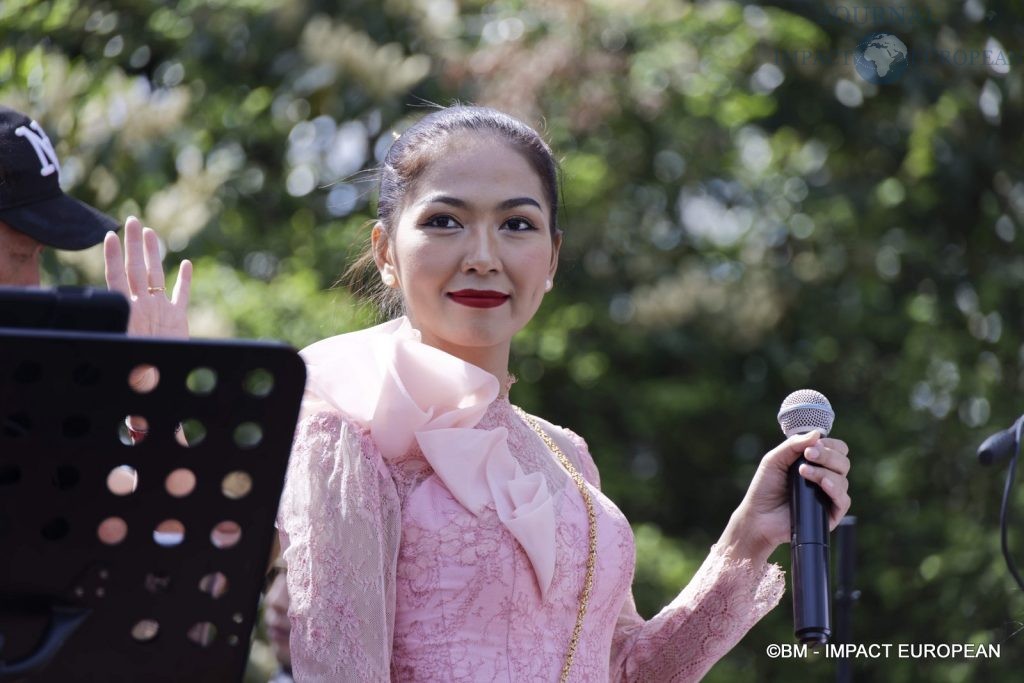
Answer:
[
  {"left": 104, "top": 216, "right": 192, "bottom": 339},
  {"left": 104, "top": 216, "right": 192, "bottom": 393},
  {"left": 720, "top": 431, "right": 851, "bottom": 564}
]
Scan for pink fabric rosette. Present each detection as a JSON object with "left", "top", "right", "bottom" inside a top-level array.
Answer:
[{"left": 300, "top": 317, "right": 558, "bottom": 598}]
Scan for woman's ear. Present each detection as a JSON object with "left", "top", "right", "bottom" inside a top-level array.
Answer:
[
  {"left": 547, "top": 229, "right": 563, "bottom": 281},
  {"left": 371, "top": 222, "right": 398, "bottom": 286}
]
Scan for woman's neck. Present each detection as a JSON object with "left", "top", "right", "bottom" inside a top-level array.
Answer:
[{"left": 415, "top": 329, "right": 512, "bottom": 394}]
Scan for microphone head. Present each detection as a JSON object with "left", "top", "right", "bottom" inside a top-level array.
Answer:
[
  {"left": 977, "top": 416, "right": 1022, "bottom": 466},
  {"left": 778, "top": 389, "right": 835, "bottom": 437}
]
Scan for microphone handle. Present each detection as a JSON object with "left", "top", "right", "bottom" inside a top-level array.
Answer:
[{"left": 789, "top": 457, "right": 832, "bottom": 644}]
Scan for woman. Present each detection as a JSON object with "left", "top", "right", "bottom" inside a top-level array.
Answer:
[{"left": 275, "top": 105, "right": 852, "bottom": 682}]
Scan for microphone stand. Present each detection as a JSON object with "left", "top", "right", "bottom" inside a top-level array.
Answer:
[
  {"left": 978, "top": 414, "right": 1024, "bottom": 593},
  {"left": 997, "top": 417, "right": 1024, "bottom": 592},
  {"left": 833, "top": 516, "right": 859, "bottom": 683}
]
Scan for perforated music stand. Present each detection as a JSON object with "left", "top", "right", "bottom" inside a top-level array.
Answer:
[{"left": 0, "top": 329, "right": 306, "bottom": 682}]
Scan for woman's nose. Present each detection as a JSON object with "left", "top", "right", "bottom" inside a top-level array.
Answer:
[{"left": 461, "top": 227, "right": 501, "bottom": 273}]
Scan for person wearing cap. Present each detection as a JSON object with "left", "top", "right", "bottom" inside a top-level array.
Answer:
[
  {"left": 0, "top": 106, "right": 193, "bottom": 521},
  {"left": 0, "top": 105, "right": 191, "bottom": 336},
  {"left": 0, "top": 105, "right": 119, "bottom": 284}
]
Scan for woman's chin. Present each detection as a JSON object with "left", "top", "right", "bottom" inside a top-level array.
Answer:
[
  {"left": 435, "top": 321, "right": 519, "bottom": 351},
  {"left": 446, "top": 329, "right": 514, "bottom": 349}
]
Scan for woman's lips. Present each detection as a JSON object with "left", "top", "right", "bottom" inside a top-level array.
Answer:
[{"left": 447, "top": 289, "right": 510, "bottom": 309}]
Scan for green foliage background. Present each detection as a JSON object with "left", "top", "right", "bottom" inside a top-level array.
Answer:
[{"left": 4, "top": 0, "right": 1024, "bottom": 680}]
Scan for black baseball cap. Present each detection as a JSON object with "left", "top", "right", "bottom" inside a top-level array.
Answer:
[{"left": 0, "top": 106, "right": 119, "bottom": 249}]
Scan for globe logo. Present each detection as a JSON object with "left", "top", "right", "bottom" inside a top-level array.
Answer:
[{"left": 854, "top": 33, "right": 909, "bottom": 84}]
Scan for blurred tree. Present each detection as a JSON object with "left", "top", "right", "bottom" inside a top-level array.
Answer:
[{"left": 4, "top": 0, "right": 1024, "bottom": 680}]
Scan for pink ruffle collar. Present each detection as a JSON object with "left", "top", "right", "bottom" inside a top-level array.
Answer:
[{"left": 300, "top": 317, "right": 557, "bottom": 599}]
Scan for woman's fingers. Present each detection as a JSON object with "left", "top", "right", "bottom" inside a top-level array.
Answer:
[
  {"left": 764, "top": 430, "right": 821, "bottom": 471},
  {"left": 798, "top": 461, "right": 852, "bottom": 529},
  {"left": 828, "top": 490, "right": 853, "bottom": 529},
  {"left": 798, "top": 437, "right": 852, "bottom": 526},
  {"left": 124, "top": 217, "right": 148, "bottom": 296},
  {"left": 107, "top": 218, "right": 167, "bottom": 296},
  {"left": 103, "top": 231, "right": 128, "bottom": 294},
  {"left": 172, "top": 259, "right": 192, "bottom": 309},
  {"left": 803, "top": 442, "right": 850, "bottom": 477},
  {"left": 815, "top": 438, "right": 847, "bottom": 458},
  {"left": 143, "top": 227, "right": 165, "bottom": 290},
  {"left": 818, "top": 437, "right": 849, "bottom": 457},
  {"left": 103, "top": 216, "right": 192, "bottom": 340},
  {"left": 798, "top": 462, "right": 849, "bottom": 495}
]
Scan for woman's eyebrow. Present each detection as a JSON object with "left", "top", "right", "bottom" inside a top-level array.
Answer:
[
  {"left": 497, "top": 197, "right": 542, "bottom": 211},
  {"left": 417, "top": 194, "right": 543, "bottom": 211}
]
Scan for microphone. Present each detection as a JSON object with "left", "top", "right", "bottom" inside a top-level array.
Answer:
[
  {"left": 977, "top": 416, "right": 1023, "bottom": 465},
  {"left": 778, "top": 389, "right": 835, "bottom": 645}
]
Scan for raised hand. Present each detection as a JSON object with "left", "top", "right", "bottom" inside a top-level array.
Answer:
[
  {"left": 720, "top": 431, "right": 852, "bottom": 563},
  {"left": 104, "top": 216, "right": 193, "bottom": 394},
  {"left": 104, "top": 215, "right": 192, "bottom": 339}
]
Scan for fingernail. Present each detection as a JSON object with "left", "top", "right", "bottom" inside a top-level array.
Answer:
[{"left": 806, "top": 448, "right": 819, "bottom": 460}]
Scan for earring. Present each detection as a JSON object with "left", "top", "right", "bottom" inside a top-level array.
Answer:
[
  {"left": 544, "top": 278, "right": 553, "bottom": 292},
  {"left": 382, "top": 273, "right": 396, "bottom": 287}
]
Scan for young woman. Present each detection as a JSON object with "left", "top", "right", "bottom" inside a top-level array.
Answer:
[{"left": 274, "top": 106, "right": 852, "bottom": 682}]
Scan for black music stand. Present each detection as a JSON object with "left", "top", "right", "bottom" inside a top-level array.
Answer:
[
  {"left": 0, "top": 286, "right": 129, "bottom": 333},
  {"left": 0, "top": 328, "right": 306, "bottom": 682}
]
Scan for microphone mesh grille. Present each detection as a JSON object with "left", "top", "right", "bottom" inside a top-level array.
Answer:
[{"left": 778, "top": 389, "right": 834, "bottom": 436}]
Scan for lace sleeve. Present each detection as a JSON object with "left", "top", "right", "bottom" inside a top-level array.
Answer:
[
  {"left": 610, "top": 542, "right": 786, "bottom": 681},
  {"left": 277, "top": 411, "right": 402, "bottom": 682},
  {"left": 545, "top": 423, "right": 785, "bottom": 681}
]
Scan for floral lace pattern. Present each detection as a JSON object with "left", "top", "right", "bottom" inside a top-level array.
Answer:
[
  {"left": 278, "top": 397, "right": 786, "bottom": 682},
  {"left": 278, "top": 412, "right": 401, "bottom": 681},
  {"left": 278, "top": 316, "right": 785, "bottom": 681}
]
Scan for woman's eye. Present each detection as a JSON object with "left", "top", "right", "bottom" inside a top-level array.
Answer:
[
  {"left": 424, "top": 215, "right": 461, "bottom": 229},
  {"left": 503, "top": 217, "right": 536, "bottom": 232}
]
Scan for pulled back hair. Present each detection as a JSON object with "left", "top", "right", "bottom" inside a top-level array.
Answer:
[{"left": 346, "top": 105, "right": 561, "bottom": 317}]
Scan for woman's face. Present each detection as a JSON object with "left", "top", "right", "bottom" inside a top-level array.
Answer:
[{"left": 374, "top": 133, "right": 560, "bottom": 358}]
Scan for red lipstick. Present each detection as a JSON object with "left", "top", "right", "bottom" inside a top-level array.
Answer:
[{"left": 448, "top": 289, "right": 510, "bottom": 309}]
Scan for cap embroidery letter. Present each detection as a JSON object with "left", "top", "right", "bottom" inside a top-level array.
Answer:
[
  {"left": 0, "top": 105, "right": 118, "bottom": 249},
  {"left": 14, "top": 120, "right": 60, "bottom": 179}
]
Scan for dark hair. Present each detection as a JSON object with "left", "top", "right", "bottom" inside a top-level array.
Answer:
[{"left": 346, "top": 105, "right": 560, "bottom": 316}]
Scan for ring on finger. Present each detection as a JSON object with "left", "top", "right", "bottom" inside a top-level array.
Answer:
[{"left": 147, "top": 286, "right": 166, "bottom": 294}]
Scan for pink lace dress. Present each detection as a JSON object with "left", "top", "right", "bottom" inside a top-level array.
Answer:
[{"left": 277, "top": 318, "right": 785, "bottom": 682}]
